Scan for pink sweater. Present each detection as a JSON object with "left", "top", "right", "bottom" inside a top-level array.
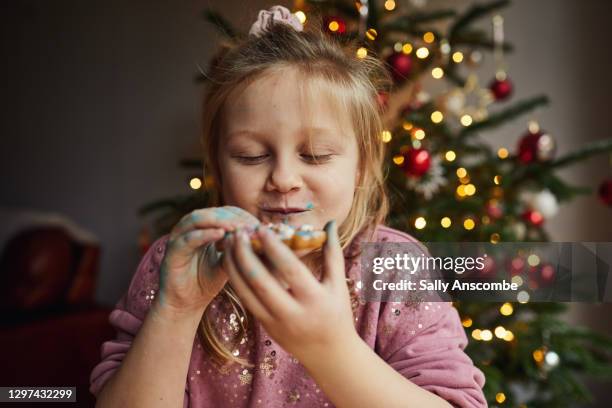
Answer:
[{"left": 90, "top": 225, "right": 487, "bottom": 407}]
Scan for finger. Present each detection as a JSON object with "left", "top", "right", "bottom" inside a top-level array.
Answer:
[
  {"left": 222, "top": 233, "right": 274, "bottom": 323},
  {"left": 166, "top": 228, "right": 226, "bottom": 266},
  {"left": 233, "top": 229, "right": 300, "bottom": 319},
  {"left": 170, "top": 207, "right": 259, "bottom": 239},
  {"left": 222, "top": 206, "right": 260, "bottom": 224},
  {"left": 321, "top": 220, "right": 345, "bottom": 288},
  {"left": 256, "top": 226, "right": 319, "bottom": 299}
]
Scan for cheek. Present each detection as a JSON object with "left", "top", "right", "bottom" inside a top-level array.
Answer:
[
  {"left": 310, "top": 161, "right": 358, "bottom": 219},
  {"left": 218, "top": 161, "right": 264, "bottom": 209}
]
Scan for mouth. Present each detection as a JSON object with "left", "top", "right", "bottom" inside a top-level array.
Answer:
[{"left": 261, "top": 207, "right": 308, "bottom": 216}]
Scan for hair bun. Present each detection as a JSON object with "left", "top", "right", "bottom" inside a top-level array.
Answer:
[{"left": 248, "top": 5, "right": 303, "bottom": 37}]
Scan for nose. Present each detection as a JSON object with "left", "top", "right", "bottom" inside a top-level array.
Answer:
[{"left": 265, "top": 155, "right": 303, "bottom": 193}]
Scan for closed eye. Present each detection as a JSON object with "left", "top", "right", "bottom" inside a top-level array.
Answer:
[
  {"left": 301, "top": 154, "right": 333, "bottom": 164},
  {"left": 234, "top": 155, "right": 269, "bottom": 164}
]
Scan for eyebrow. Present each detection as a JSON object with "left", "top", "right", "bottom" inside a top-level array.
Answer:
[{"left": 227, "top": 127, "right": 347, "bottom": 139}]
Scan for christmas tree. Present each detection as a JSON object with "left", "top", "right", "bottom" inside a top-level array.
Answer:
[{"left": 139, "top": 1, "right": 612, "bottom": 406}]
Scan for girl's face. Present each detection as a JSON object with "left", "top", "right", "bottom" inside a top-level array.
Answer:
[{"left": 218, "top": 67, "right": 360, "bottom": 236}]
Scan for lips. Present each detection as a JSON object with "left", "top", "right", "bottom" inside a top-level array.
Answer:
[{"left": 262, "top": 207, "right": 306, "bottom": 214}]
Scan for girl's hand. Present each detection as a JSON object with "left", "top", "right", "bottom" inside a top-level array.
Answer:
[
  {"left": 156, "top": 206, "right": 260, "bottom": 316},
  {"left": 222, "top": 220, "right": 358, "bottom": 362}
]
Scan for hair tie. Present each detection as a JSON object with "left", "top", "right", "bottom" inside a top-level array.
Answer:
[{"left": 248, "top": 5, "right": 303, "bottom": 37}]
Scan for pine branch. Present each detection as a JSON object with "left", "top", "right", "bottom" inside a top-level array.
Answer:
[
  {"left": 381, "top": 9, "right": 457, "bottom": 31},
  {"left": 459, "top": 95, "right": 550, "bottom": 139},
  {"left": 202, "top": 8, "right": 239, "bottom": 39},
  {"left": 449, "top": 0, "right": 511, "bottom": 41},
  {"left": 548, "top": 138, "right": 612, "bottom": 169},
  {"left": 505, "top": 138, "right": 612, "bottom": 185},
  {"left": 451, "top": 28, "right": 514, "bottom": 52}
]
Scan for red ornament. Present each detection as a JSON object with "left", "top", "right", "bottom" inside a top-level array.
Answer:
[
  {"left": 539, "top": 263, "right": 556, "bottom": 286},
  {"left": 486, "top": 200, "right": 504, "bottom": 220},
  {"left": 479, "top": 256, "right": 496, "bottom": 277},
  {"left": 402, "top": 148, "right": 431, "bottom": 177},
  {"left": 507, "top": 256, "right": 526, "bottom": 277},
  {"left": 598, "top": 179, "right": 612, "bottom": 206},
  {"left": 323, "top": 16, "right": 346, "bottom": 35},
  {"left": 386, "top": 52, "right": 413, "bottom": 84},
  {"left": 517, "top": 129, "right": 556, "bottom": 164},
  {"left": 489, "top": 77, "right": 513, "bottom": 101},
  {"left": 522, "top": 209, "right": 544, "bottom": 227}
]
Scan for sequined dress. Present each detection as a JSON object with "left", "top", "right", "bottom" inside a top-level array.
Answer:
[{"left": 90, "top": 225, "right": 487, "bottom": 407}]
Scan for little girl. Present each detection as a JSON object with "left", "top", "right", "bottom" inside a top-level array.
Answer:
[{"left": 90, "top": 6, "right": 486, "bottom": 408}]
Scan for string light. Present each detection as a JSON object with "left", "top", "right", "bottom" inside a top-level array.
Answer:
[
  {"left": 431, "top": 110, "right": 444, "bottom": 123},
  {"left": 413, "top": 128, "right": 426, "bottom": 140},
  {"left": 381, "top": 130, "right": 392, "bottom": 143},
  {"left": 402, "top": 43, "right": 413, "bottom": 54},
  {"left": 497, "top": 147, "right": 509, "bottom": 159},
  {"left": 463, "top": 218, "right": 476, "bottom": 230},
  {"left": 392, "top": 155, "right": 404, "bottom": 165},
  {"left": 503, "top": 330, "right": 514, "bottom": 341},
  {"left": 511, "top": 275, "right": 523, "bottom": 286},
  {"left": 416, "top": 47, "right": 429, "bottom": 59},
  {"left": 384, "top": 0, "right": 396, "bottom": 11},
  {"left": 431, "top": 67, "right": 444, "bottom": 79},
  {"left": 328, "top": 21, "right": 340, "bottom": 32},
  {"left": 356, "top": 47, "right": 368, "bottom": 59},
  {"left": 533, "top": 349, "right": 544, "bottom": 363},
  {"left": 189, "top": 177, "right": 202, "bottom": 190},
  {"left": 456, "top": 185, "right": 466, "bottom": 197},
  {"left": 440, "top": 40, "right": 451, "bottom": 54},
  {"left": 462, "top": 317, "right": 473, "bottom": 327},
  {"left": 496, "top": 393, "right": 506, "bottom": 403},
  {"left": 494, "top": 175, "right": 502, "bottom": 185},
  {"left": 441, "top": 217, "right": 452, "bottom": 228},
  {"left": 423, "top": 31, "right": 435, "bottom": 43},
  {"left": 517, "top": 290, "right": 530, "bottom": 303},
  {"left": 393, "top": 42, "right": 403, "bottom": 52},
  {"left": 494, "top": 326, "right": 507, "bottom": 339},
  {"left": 481, "top": 329, "right": 493, "bottom": 341},
  {"left": 402, "top": 121, "right": 413, "bottom": 131},
  {"left": 452, "top": 51, "right": 464, "bottom": 63},
  {"left": 464, "top": 184, "right": 476, "bottom": 196},
  {"left": 445, "top": 150, "right": 456, "bottom": 162},
  {"left": 294, "top": 11, "right": 306, "bottom": 24},
  {"left": 471, "top": 329, "right": 482, "bottom": 340},
  {"left": 460, "top": 114, "right": 473, "bottom": 126},
  {"left": 414, "top": 217, "right": 427, "bottom": 229},
  {"left": 527, "top": 254, "right": 540, "bottom": 266},
  {"left": 500, "top": 302, "right": 514, "bottom": 316},
  {"left": 456, "top": 167, "right": 468, "bottom": 178},
  {"left": 365, "top": 28, "right": 378, "bottom": 41},
  {"left": 490, "top": 233, "right": 500, "bottom": 244}
]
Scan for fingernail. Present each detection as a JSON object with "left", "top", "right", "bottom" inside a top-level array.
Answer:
[
  {"left": 325, "top": 220, "right": 336, "bottom": 245},
  {"left": 239, "top": 229, "right": 250, "bottom": 244}
]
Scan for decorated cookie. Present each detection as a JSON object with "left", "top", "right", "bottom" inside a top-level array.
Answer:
[{"left": 215, "top": 223, "right": 327, "bottom": 254}]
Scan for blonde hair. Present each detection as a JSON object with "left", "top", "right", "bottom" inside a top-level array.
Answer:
[{"left": 198, "top": 17, "right": 391, "bottom": 368}]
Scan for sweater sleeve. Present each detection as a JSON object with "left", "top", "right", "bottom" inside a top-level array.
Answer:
[
  {"left": 376, "top": 300, "right": 487, "bottom": 408},
  {"left": 89, "top": 235, "right": 190, "bottom": 407},
  {"left": 371, "top": 227, "right": 487, "bottom": 407}
]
